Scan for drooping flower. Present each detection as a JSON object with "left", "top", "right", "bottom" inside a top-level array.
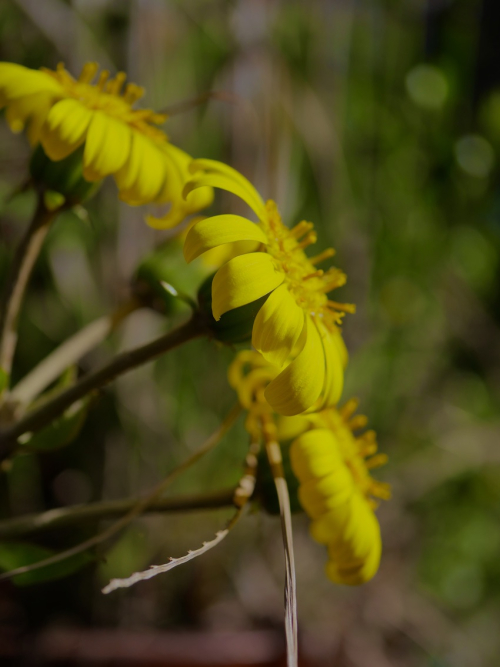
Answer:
[
  {"left": 184, "top": 160, "right": 354, "bottom": 416},
  {"left": 228, "top": 350, "right": 390, "bottom": 585},
  {"left": 287, "top": 399, "right": 390, "bottom": 585},
  {"left": 0, "top": 61, "right": 212, "bottom": 227}
]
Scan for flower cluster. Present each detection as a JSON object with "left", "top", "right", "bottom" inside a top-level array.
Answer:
[
  {"left": 185, "top": 159, "right": 353, "bottom": 416},
  {"left": 229, "top": 351, "right": 389, "bottom": 585},
  {"left": 0, "top": 58, "right": 390, "bottom": 589},
  {"left": 0, "top": 61, "right": 212, "bottom": 227}
]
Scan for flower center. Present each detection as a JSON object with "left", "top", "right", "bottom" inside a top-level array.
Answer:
[
  {"left": 260, "top": 201, "right": 354, "bottom": 330},
  {"left": 44, "top": 62, "right": 168, "bottom": 144}
]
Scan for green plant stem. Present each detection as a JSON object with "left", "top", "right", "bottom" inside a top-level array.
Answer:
[
  {"left": 0, "top": 488, "right": 236, "bottom": 539},
  {"left": 0, "top": 314, "right": 206, "bottom": 461},
  {"left": 0, "top": 403, "right": 241, "bottom": 581},
  {"left": 0, "top": 195, "right": 58, "bottom": 378},
  {"left": 9, "top": 298, "right": 141, "bottom": 408}
]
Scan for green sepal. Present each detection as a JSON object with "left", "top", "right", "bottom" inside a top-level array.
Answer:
[
  {"left": 133, "top": 240, "right": 205, "bottom": 316},
  {"left": 197, "top": 273, "right": 270, "bottom": 344},
  {"left": 29, "top": 144, "right": 100, "bottom": 205},
  {"left": 0, "top": 541, "right": 93, "bottom": 586},
  {"left": 255, "top": 443, "right": 303, "bottom": 515}
]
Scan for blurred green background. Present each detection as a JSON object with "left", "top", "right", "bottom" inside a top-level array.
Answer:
[{"left": 1, "top": 1, "right": 500, "bottom": 665}]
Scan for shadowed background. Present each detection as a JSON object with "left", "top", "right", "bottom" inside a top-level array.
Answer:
[{"left": 0, "top": 1, "right": 500, "bottom": 666}]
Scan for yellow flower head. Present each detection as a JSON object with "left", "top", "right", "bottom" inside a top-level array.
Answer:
[
  {"left": 228, "top": 350, "right": 389, "bottom": 585},
  {"left": 0, "top": 61, "right": 212, "bottom": 227},
  {"left": 287, "top": 399, "right": 390, "bottom": 585},
  {"left": 184, "top": 160, "right": 354, "bottom": 416}
]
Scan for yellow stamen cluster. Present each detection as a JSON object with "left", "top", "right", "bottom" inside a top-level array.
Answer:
[
  {"left": 44, "top": 62, "right": 168, "bottom": 144},
  {"left": 261, "top": 201, "right": 355, "bottom": 328}
]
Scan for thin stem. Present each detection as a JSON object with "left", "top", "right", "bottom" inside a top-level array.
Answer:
[
  {"left": 0, "top": 488, "right": 236, "bottom": 539},
  {"left": 0, "top": 195, "right": 58, "bottom": 377},
  {"left": 9, "top": 298, "right": 141, "bottom": 408},
  {"left": 0, "top": 314, "right": 206, "bottom": 461},
  {"left": 261, "top": 413, "right": 298, "bottom": 667},
  {"left": 0, "top": 403, "right": 241, "bottom": 581}
]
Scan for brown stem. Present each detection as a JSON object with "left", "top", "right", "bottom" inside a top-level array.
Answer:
[
  {"left": 0, "top": 314, "right": 206, "bottom": 461},
  {"left": 0, "top": 488, "right": 236, "bottom": 539},
  {"left": 0, "top": 196, "right": 57, "bottom": 377}
]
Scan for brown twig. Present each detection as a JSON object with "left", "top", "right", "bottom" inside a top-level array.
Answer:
[
  {"left": 0, "top": 488, "right": 236, "bottom": 539},
  {"left": 0, "top": 195, "right": 57, "bottom": 378},
  {"left": 0, "top": 403, "right": 241, "bottom": 581},
  {"left": 0, "top": 314, "right": 206, "bottom": 461}
]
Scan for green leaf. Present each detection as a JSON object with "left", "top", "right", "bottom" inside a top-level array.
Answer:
[
  {"left": 0, "top": 541, "right": 92, "bottom": 586},
  {"left": 19, "top": 397, "right": 90, "bottom": 451}
]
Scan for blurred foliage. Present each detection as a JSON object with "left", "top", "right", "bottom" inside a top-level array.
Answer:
[{"left": 0, "top": 0, "right": 499, "bottom": 665}]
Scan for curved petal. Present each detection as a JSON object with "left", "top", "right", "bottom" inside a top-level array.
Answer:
[
  {"left": 290, "top": 429, "right": 343, "bottom": 483},
  {"left": 184, "top": 215, "right": 267, "bottom": 263},
  {"left": 115, "top": 133, "right": 166, "bottom": 205},
  {"left": 4, "top": 92, "right": 53, "bottom": 143},
  {"left": 41, "top": 98, "right": 92, "bottom": 161},
  {"left": 264, "top": 315, "right": 326, "bottom": 416},
  {"left": 298, "top": 471, "right": 353, "bottom": 519},
  {"left": 83, "top": 111, "right": 131, "bottom": 181},
  {"left": 252, "top": 284, "right": 304, "bottom": 368},
  {"left": 316, "top": 323, "right": 344, "bottom": 409},
  {"left": 184, "top": 174, "right": 265, "bottom": 220},
  {"left": 158, "top": 145, "right": 213, "bottom": 211},
  {"left": 0, "top": 63, "right": 63, "bottom": 100},
  {"left": 189, "top": 158, "right": 265, "bottom": 218},
  {"left": 212, "top": 253, "right": 284, "bottom": 320}
]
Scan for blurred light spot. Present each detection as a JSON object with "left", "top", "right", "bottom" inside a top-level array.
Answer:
[
  {"left": 52, "top": 469, "right": 92, "bottom": 506},
  {"left": 455, "top": 135, "right": 495, "bottom": 178},
  {"left": 450, "top": 225, "right": 497, "bottom": 291},
  {"left": 379, "top": 277, "right": 426, "bottom": 325},
  {"left": 405, "top": 64, "right": 448, "bottom": 110}
]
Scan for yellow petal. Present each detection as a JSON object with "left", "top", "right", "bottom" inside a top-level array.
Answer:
[
  {"left": 157, "top": 145, "right": 214, "bottom": 214},
  {"left": 290, "top": 429, "right": 342, "bottom": 483},
  {"left": 317, "top": 324, "right": 344, "bottom": 409},
  {"left": 299, "top": 472, "right": 353, "bottom": 519},
  {"left": 41, "top": 99, "right": 92, "bottom": 161},
  {"left": 264, "top": 316, "right": 325, "bottom": 416},
  {"left": 309, "top": 501, "right": 352, "bottom": 544},
  {"left": 198, "top": 240, "right": 261, "bottom": 270},
  {"left": 252, "top": 284, "right": 304, "bottom": 368},
  {"left": 212, "top": 253, "right": 284, "bottom": 320},
  {"left": 184, "top": 173, "right": 265, "bottom": 220},
  {"left": 189, "top": 158, "right": 265, "bottom": 218},
  {"left": 115, "top": 133, "right": 166, "bottom": 205},
  {"left": 4, "top": 92, "right": 53, "bottom": 143},
  {"left": 83, "top": 111, "right": 131, "bottom": 181},
  {"left": 276, "top": 414, "right": 312, "bottom": 442},
  {"left": 184, "top": 215, "right": 267, "bottom": 263},
  {"left": 0, "top": 63, "right": 63, "bottom": 99}
]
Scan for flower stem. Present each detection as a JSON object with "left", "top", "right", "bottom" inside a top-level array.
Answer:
[
  {"left": 0, "top": 488, "right": 236, "bottom": 540},
  {"left": 0, "top": 314, "right": 207, "bottom": 461},
  {"left": 0, "top": 195, "right": 58, "bottom": 379}
]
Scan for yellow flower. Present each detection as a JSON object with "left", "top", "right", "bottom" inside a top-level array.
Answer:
[
  {"left": 0, "top": 61, "right": 212, "bottom": 227},
  {"left": 287, "top": 399, "right": 390, "bottom": 585},
  {"left": 184, "top": 160, "right": 354, "bottom": 416},
  {"left": 228, "top": 350, "right": 389, "bottom": 585}
]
